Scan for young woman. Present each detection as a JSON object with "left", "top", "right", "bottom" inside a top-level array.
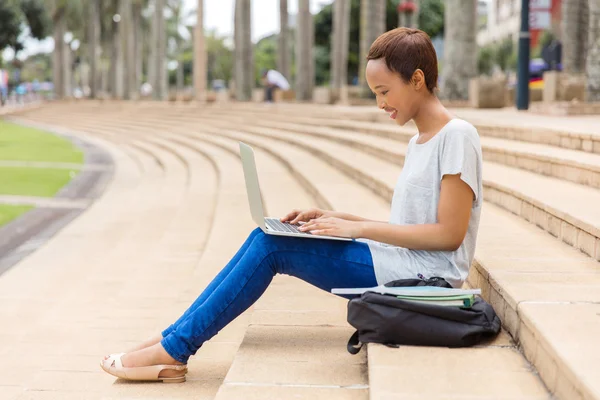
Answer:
[{"left": 101, "top": 27, "right": 483, "bottom": 383}]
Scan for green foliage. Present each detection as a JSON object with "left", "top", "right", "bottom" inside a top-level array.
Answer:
[
  {"left": 0, "top": 0, "right": 51, "bottom": 53},
  {"left": 0, "top": 1, "right": 23, "bottom": 52},
  {"left": 477, "top": 37, "right": 518, "bottom": 75},
  {"left": 20, "top": 52, "right": 52, "bottom": 81},
  {"left": 477, "top": 45, "right": 495, "bottom": 75},
  {"left": 20, "top": 0, "right": 50, "bottom": 39},
  {"left": 495, "top": 37, "right": 516, "bottom": 71},
  {"left": 254, "top": 34, "right": 278, "bottom": 85},
  {"left": 169, "top": 30, "right": 233, "bottom": 88},
  {"left": 417, "top": 0, "right": 445, "bottom": 38},
  {"left": 313, "top": 0, "right": 445, "bottom": 85}
]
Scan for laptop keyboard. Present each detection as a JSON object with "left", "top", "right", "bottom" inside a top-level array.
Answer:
[{"left": 265, "top": 218, "right": 313, "bottom": 235}]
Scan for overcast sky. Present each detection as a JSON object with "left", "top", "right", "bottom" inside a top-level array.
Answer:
[{"left": 2, "top": 0, "right": 334, "bottom": 61}]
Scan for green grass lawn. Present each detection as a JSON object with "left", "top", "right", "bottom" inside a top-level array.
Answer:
[
  {"left": 0, "top": 121, "right": 85, "bottom": 227},
  {"left": 0, "top": 120, "right": 84, "bottom": 163},
  {"left": 0, "top": 167, "right": 78, "bottom": 197},
  {"left": 0, "top": 204, "right": 34, "bottom": 226}
]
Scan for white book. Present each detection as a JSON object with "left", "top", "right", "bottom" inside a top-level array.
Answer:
[{"left": 331, "top": 285, "right": 481, "bottom": 297}]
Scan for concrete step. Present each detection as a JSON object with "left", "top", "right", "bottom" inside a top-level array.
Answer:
[
  {"left": 15, "top": 103, "right": 597, "bottom": 399},
  {"left": 213, "top": 107, "right": 600, "bottom": 190},
  {"left": 197, "top": 111, "right": 600, "bottom": 262},
  {"left": 18, "top": 107, "right": 375, "bottom": 398},
  {"left": 107, "top": 108, "right": 554, "bottom": 399},
  {"left": 39, "top": 104, "right": 543, "bottom": 395},
  {"left": 68, "top": 102, "right": 600, "bottom": 398},
  {"left": 9, "top": 112, "right": 247, "bottom": 398},
  {"left": 221, "top": 102, "right": 600, "bottom": 155},
  {"left": 200, "top": 109, "right": 600, "bottom": 400}
]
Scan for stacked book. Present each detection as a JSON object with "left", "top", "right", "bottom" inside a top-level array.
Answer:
[{"left": 331, "top": 285, "right": 480, "bottom": 308}]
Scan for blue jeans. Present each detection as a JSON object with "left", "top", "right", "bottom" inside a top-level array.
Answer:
[{"left": 160, "top": 227, "right": 377, "bottom": 363}]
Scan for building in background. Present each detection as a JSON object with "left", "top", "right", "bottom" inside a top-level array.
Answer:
[{"left": 477, "top": 0, "right": 563, "bottom": 48}]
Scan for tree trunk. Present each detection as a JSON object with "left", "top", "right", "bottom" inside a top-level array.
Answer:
[
  {"left": 157, "top": 0, "right": 167, "bottom": 100},
  {"left": 52, "top": 7, "right": 66, "bottom": 98},
  {"left": 64, "top": 43, "right": 72, "bottom": 98},
  {"left": 359, "top": 0, "right": 386, "bottom": 97},
  {"left": 133, "top": 2, "right": 143, "bottom": 99},
  {"left": 234, "top": 0, "right": 253, "bottom": 101},
  {"left": 177, "top": 55, "right": 184, "bottom": 96},
  {"left": 120, "top": 0, "right": 135, "bottom": 99},
  {"left": 278, "top": 0, "right": 291, "bottom": 81},
  {"left": 331, "top": 0, "right": 350, "bottom": 90},
  {"left": 562, "top": 0, "right": 589, "bottom": 74},
  {"left": 296, "top": 0, "right": 313, "bottom": 101},
  {"left": 110, "top": 0, "right": 123, "bottom": 98},
  {"left": 194, "top": 0, "right": 207, "bottom": 102},
  {"left": 587, "top": 0, "right": 600, "bottom": 101},
  {"left": 88, "top": 0, "right": 100, "bottom": 98},
  {"left": 148, "top": 0, "right": 158, "bottom": 95},
  {"left": 440, "top": 0, "right": 477, "bottom": 101}
]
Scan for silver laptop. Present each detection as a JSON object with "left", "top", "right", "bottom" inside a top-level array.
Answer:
[{"left": 239, "top": 142, "right": 352, "bottom": 241}]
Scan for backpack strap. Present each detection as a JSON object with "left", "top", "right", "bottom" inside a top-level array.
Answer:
[{"left": 347, "top": 330, "right": 363, "bottom": 355}]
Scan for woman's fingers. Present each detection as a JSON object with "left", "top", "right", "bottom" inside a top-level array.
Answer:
[
  {"left": 300, "top": 219, "right": 328, "bottom": 231},
  {"left": 290, "top": 214, "right": 304, "bottom": 224},
  {"left": 281, "top": 209, "right": 300, "bottom": 222}
]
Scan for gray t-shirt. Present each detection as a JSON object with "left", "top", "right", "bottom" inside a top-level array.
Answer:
[{"left": 359, "top": 119, "right": 483, "bottom": 288}]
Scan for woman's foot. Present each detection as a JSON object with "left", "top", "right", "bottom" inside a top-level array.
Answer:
[
  {"left": 127, "top": 333, "right": 164, "bottom": 354},
  {"left": 103, "top": 333, "right": 163, "bottom": 362},
  {"left": 102, "top": 343, "right": 186, "bottom": 379}
]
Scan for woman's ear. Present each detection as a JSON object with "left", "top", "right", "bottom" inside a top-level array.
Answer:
[{"left": 411, "top": 69, "right": 426, "bottom": 91}]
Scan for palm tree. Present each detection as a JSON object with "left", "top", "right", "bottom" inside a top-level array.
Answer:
[
  {"left": 296, "top": 0, "right": 313, "bottom": 100},
  {"left": 194, "top": 0, "right": 206, "bottom": 101},
  {"left": 562, "top": 0, "right": 589, "bottom": 74},
  {"left": 121, "top": 0, "right": 135, "bottom": 99},
  {"left": 166, "top": 0, "right": 194, "bottom": 97},
  {"left": 587, "top": 0, "right": 600, "bottom": 101},
  {"left": 278, "top": 0, "right": 290, "bottom": 81},
  {"left": 51, "top": 1, "right": 67, "bottom": 98},
  {"left": 110, "top": 0, "right": 124, "bottom": 99},
  {"left": 131, "top": 0, "right": 146, "bottom": 100},
  {"left": 156, "top": 0, "right": 167, "bottom": 99},
  {"left": 234, "top": 0, "right": 252, "bottom": 101},
  {"left": 440, "top": 0, "right": 477, "bottom": 100},
  {"left": 48, "top": 0, "right": 83, "bottom": 98},
  {"left": 331, "top": 0, "right": 350, "bottom": 94},
  {"left": 359, "top": 0, "right": 386, "bottom": 97},
  {"left": 88, "top": 0, "right": 100, "bottom": 98}
]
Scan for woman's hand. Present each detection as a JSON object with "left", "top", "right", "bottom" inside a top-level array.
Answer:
[
  {"left": 299, "top": 217, "right": 363, "bottom": 238},
  {"left": 281, "top": 208, "right": 332, "bottom": 224}
]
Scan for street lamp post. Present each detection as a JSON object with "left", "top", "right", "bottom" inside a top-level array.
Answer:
[{"left": 516, "top": 0, "right": 530, "bottom": 110}]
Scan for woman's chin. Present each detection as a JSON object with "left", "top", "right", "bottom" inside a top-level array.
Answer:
[{"left": 393, "top": 116, "right": 408, "bottom": 126}]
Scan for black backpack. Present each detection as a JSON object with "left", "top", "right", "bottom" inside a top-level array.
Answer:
[{"left": 345, "top": 277, "right": 501, "bottom": 354}]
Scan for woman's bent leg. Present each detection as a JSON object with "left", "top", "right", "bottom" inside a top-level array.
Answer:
[
  {"left": 161, "top": 227, "right": 263, "bottom": 338},
  {"left": 161, "top": 232, "right": 377, "bottom": 363}
]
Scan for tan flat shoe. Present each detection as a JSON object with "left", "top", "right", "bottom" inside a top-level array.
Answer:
[{"left": 100, "top": 353, "right": 188, "bottom": 383}]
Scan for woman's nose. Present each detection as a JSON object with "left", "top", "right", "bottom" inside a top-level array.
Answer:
[{"left": 378, "top": 100, "right": 386, "bottom": 110}]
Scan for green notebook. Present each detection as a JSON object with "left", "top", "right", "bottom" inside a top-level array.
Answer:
[{"left": 396, "top": 294, "right": 475, "bottom": 308}]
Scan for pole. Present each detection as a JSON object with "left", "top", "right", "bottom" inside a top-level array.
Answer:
[{"left": 516, "top": 0, "right": 530, "bottom": 110}]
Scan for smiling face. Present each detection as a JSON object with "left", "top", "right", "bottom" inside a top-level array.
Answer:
[
  {"left": 366, "top": 58, "right": 423, "bottom": 126},
  {"left": 365, "top": 28, "right": 439, "bottom": 126}
]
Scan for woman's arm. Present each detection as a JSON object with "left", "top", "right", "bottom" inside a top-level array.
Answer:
[
  {"left": 329, "top": 211, "right": 383, "bottom": 223},
  {"left": 359, "top": 175, "right": 473, "bottom": 251},
  {"left": 302, "top": 174, "right": 473, "bottom": 250}
]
